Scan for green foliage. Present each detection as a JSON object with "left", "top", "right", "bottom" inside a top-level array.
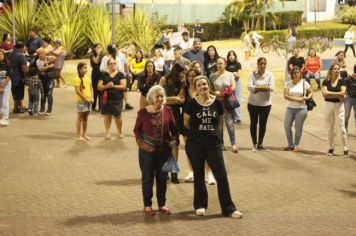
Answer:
[
  {"left": 265, "top": 11, "right": 303, "bottom": 30},
  {"left": 338, "top": 5, "right": 356, "bottom": 24},
  {"left": 0, "top": 0, "right": 38, "bottom": 42},
  {"left": 37, "top": 0, "right": 89, "bottom": 55},
  {"left": 164, "top": 20, "right": 243, "bottom": 41},
  {"left": 116, "top": 10, "right": 165, "bottom": 54},
  {"left": 85, "top": 5, "right": 112, "bottom": 51}
]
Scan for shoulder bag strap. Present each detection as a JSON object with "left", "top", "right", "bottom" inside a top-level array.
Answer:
[{"left": 160, "top": 107, "right": 164, "bottom": 143}]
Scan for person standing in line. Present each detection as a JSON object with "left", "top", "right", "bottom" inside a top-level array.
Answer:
[
  {"left": 52, "top": 39, "right": 67, "bottom": 87},
  {"left": 0, "top": 49, "right": 11, "bottom": 126},
  {"left": 287, "top": 24, "right": 297, "bottom": 50},
  {"left": 37, "top": 48, "right": 55, "bottom": 115},
  {"left": 183, "top": 38, "right": 206, "bottom": 73},
  {"left": 251, "top": 31, "right": 263, "bottom": 53},
  {"left": 283, "top": 67, "right": 313, "bottom": 152},
  {"left": 182, "top": 68, "right": 216, "bottom": 185},
  {"left": 137, "top": 60, "right": 161, "bottom": 109},
  {"left": 74, "top": 63, "right": 93, "bottom": 141},
  {"left": 8, "top": 42, "right": 29, "bottom": 114},
  {"left": 344, "top": 25, "right": 355, "bottom": 58},
  {"left": 129, "top": 50, "right": 146, "bottom": 91},
  {"left": 288, "top": 48, "right": 305, "bottom": 76},
  {"left": 193, "top": 19, "right": 204, "bottom": 41},
  {"left": 24, "top": 71, "right": 44, "bottom": 116},
  {"left": 247, "top": 57, "right": 275, "bottom": 151},
  {"left": 89, "top": 43, "right": 103, "bottom": 112},
  {"left": 26, "top": 29, "right": 43, "bottom": 57},
  {"left": 333, "top": 51, "right": 348, "bottom": 79},
  {"left": 321, "top": 63, "right": 349, "bottom": 157},
  {"left": 184, "top": 75, "right": 242, "bottom": 219},
  {"left": 162, "top": 40, "right": 175, "bottom": 73},
  {"left": 179, "top": 31, "right": 194, "bottom": 52},
  {"left": 152, "top": 48, "right": 165, "bottom": 77},
  {"left": 1, "top": 33, "right": 14, "bottom": 56},
  {"left": 98, "top": 58, "right": 127, "bottom": 139},
  {"left": 210, "top": 58, "right": 238, "bottom": 153},
  {"left": 344, "top": 65, "right": 356, "bottom": 134},
  {"left": 133, "top": 85, "right": 179, "bottom": 216},
  {"left": 226, "top": 50, "right": 242, "bottom": 124},
  {"left": 243, "top": 29, "right": 253, "bottom": 67},
  {"left": 117, "top": 45, "right": 134, "bottom": 110},
  {"left": 304, "top": 48, "right": 322, "bottom": 89},
  {"left": 40, "top": 37, "right": 54, "bottom": 56},
  {"left": 159, "top": 63, "right": 186, "bottom": 183},
  {"left": 203, "top": 45, "right": 219, "bottom": 78},
  {"left": 170, "top": 47, "right": 191, "bottom": 70}
]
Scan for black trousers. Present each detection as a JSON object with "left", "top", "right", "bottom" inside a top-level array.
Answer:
[
  {"left": 91, "top": 77, "right": 101, "bottom": 110},
  {"left": 186, "top": 136, "right": 237, "bottom": 216},
  {"left": 138, "top": 148, "right": 169, "bottom": 208},
  {"left": 344, "top": 44, "right": 356, "bottom": 57},
  {"left": 247, "top": 104, "right": 271, "bottom": 146}
]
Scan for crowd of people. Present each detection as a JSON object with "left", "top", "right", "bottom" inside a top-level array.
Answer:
[{"left": 0, "top": 27, "right": 355, "bottom": 218}]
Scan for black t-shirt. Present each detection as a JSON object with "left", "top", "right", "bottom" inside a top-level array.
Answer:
[
  {"left": 137, "top": 72, "right": 160, "bottom": 97},
  {"left": 226, "top": 61, "right": 242, "bottom": 76},
  {"left": 0, "top": 62, "right": 11, "bottom": 82},
  {"left": 322, "top": 79, "right": 346, "bottom": 103},
  {"left": 185, "top": 98, "right": 224, "bottom": 139},
  {"left": 26, "top": 37, "right": 43, "bottom": 55},
  {"left": 100, "top": 72, "right": 126, "bottom": 101},
  {"left": 8, "top": 49, "right": 27, "bottom": 80},
  {"left": 90, "top": 52, "right": 103, "bottom": 72},
  {"left": 288, "top": 56, "right": 305, "bottom": 70}
]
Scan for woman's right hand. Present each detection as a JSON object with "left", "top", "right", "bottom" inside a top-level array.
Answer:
[{"left": 106, "top": 82, "right": 114, "bottom": 89}]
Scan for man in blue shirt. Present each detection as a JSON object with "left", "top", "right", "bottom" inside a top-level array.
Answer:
[
  {"left": 26, "top": 29, "right": 43, "bottom": 57},
  {"left": 183, "top": 38, "right": 206, "bottom": 73}
]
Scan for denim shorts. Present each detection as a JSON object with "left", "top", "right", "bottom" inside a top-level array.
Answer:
[{"left": 77, "top": 101, "right": 91, "bottom": 113}]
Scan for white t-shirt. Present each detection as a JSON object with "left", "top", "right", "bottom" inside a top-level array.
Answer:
[
  {"left": 211, "top": 71, "right": 235, "bottom": 91},
  {"left": 154, "top": 56, "right": 164, "bottom": 72},
  {"left": 243, "top": 34, "right": 251, "bottom": 52},
  {"left": 179, "top": 39, "right": 194, "bottom": 50},
  {"left": 285, "top": 80, "right": 310, "bottom": 108},
  {"left": 163, "top": 48, "right": 174, "bottom": 61}
]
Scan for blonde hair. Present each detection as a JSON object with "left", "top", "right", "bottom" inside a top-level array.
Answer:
[{"left": 146, "top": 85, "right": 167, "bottom": 105}]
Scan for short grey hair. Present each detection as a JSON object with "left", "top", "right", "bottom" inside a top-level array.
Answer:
[{"left": 146, "top": 85, "right": 167, "bottom": 105}]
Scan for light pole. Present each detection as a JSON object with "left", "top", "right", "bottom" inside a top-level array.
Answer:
[
  {"left": 11, "top": 0, "right": 15, "bottom": 43},
  {"left": 263, "top": 0, "right": 267, "bottom": 31},
  {"left": 111, "top": 0, "right": 116, "bottom": 44},
  {"left": 177, "top": 0, "right": 182, "bottom": 30}
]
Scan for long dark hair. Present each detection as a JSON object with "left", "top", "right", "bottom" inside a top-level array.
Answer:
[
  {"left": 2, "top": 33, "right": 10, "bottom": 42},
  {"left": 144, "top": 60, "right": 156, "bottom": 76},
  {"left": 135, "top": 50, "right": 143, "bottom": 63},
  {"left": 107, "top": 44, "right": 116, "bottom": 58},
  {"left": 167, "top": 63, "right": 186, "bottom": 80},
  {"left": 186, "top": 68, "right": 200, "bottom": 87},
  {"left": 226, "top": 50, "right": 238, "bottom": 65},
  {"left": 204, "top": 45, "right": 219, "bottom": 62},
  {"left": 92, "top": 43, "right": 101, "bottom": 57},
  {"left": 77, "top": 62, "right": 87, "bottom": 89}
]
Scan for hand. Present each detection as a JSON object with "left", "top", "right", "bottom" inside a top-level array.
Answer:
[
  {"left": 302, "top": 96, "right": 309, "bottom": 101},
  {"left": 175, "top": 97, "right": 184, "bottom": 104},
  {"left": 85, "top": 97, "right": 93, "bottom": 103},
  {"left": 106, "top": 82, "right": 114, "bottom": 88},
  {"left": 169, "top": 139, "right": 178, "bottom": 147}
]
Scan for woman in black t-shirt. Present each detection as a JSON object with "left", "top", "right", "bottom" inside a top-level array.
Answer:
[
  {"left": 321, "top": 63, "right": 349, "bottom": 157},
  {"left": 98, "top": 58, "right": 127, "bottom": 139},
  {"left": 226, "top": 50, "right": 242, "bottom": 124},
  {"left": 203, "top": 45, "right": 219, "bottom": 78},
  {"left": 90, "top": 43, "right": 103, "bottom": 111},
  {"left": 184, "top": 75, "right": 242, "bottom": 219},
  {"left": 137, "top": 60, "right": 161, "bottom": 109}
]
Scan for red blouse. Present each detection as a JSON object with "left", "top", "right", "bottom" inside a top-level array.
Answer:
[
  {"left": 305, "top": 56, "right": 321, "bottom": 74},
  {"left": 133, "top": 105, "right": 179, "bottom": 141},
  {"left": 0, "top": 41, "right": 14, "bottom": 51}
]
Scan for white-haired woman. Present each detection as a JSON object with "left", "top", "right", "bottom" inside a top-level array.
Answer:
[{"left": 133, "top": 85, "right": 179, "bottom": 216}]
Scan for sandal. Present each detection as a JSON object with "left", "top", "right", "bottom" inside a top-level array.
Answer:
[
  {"left": 144, "top": 207, "right": 155, "bottom": 216},
  {"left": 159, "top": 206, "right": 171, "bottom": 215}
]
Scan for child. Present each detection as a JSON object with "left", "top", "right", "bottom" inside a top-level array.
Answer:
[
  {"left": 75, "top": 62, "right": 93, "bottom": 141},
  {"left": 24, "top": 75, "right": 44, "bottom": 116}
]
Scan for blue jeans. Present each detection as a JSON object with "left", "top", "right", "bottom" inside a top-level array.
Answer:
[
  {"left": 28, "top": 89, "right": 40, "bottom": 114},
  {"left": 345, "top": 95, "right": 356, "bottom": 132},
  {"left": 219, "top": 106, "right": 236, "bottom": 145},
  {"left": 284, "top": 107, "right": 308, "bottom": 147},
  {"left": 40, "top": 76, "right": 54, "bottom": 112},
  {"left": 233, "top": 78, "right": 242, "bottom": 121},
  {"left": 138, "top": 148, "right": 169, "bottom": 208},
  {"left": 305, "top": 72, "right": 321, "bottom": 88}
]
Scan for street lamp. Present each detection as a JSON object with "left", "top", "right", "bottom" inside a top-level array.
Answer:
[{"left": 11, "top": 0, "right": 15, "bottom": 43}]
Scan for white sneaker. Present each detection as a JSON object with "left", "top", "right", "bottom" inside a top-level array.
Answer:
[
  {"left": 206, "top": 172, "right": 216, "bottom": 185},
  {"left": 231, "top": 210, "right": 242, "bottom": 219},
  {"left": 0, "top": 119, "right": 9, "bottom": 126},
  {"left": 184, "top": 172, "right": 194, "bottom": 183},
  {"left": 195, "top": 208, "right": 206, "bottom": 216},
  {"left": 252, "top": 145, "right": 257, "bottom": 152}
]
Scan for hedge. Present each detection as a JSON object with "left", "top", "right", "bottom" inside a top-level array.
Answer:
[{"left": 265, "top": 11, "right": 303, "bottom": 30}]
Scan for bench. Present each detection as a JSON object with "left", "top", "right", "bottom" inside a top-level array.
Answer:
[{"left": 305, "top": 58, "right": 333, "bottom": 88}]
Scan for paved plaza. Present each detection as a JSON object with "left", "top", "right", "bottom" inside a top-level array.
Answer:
[{"left": 0, "top": 47, "right": 356, "bottom": 235}]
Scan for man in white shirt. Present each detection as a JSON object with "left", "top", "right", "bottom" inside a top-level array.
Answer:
[
  {"left": 344, "top": 25, "right": 355, "bottom": 57},
  {"left": 179, "top": 32, "right": 194, "bottom": 52}
]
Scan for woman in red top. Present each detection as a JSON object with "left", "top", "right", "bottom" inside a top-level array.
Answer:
[
  {"left": 133, "top": 85, "right": 179, "bottom": 216},
  {"left": 304, "top": 48, "right": 322, "bottom": 89},
  {"left": 0, "top": 33, "right": 14, "bottom": 56}
]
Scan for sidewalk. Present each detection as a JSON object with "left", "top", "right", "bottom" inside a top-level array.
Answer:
[{"left": 0, "top": 85, "right": 355, "bottom": 235}]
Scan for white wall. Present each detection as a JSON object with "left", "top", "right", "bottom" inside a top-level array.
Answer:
[{"left": 304, "top": 0, "right": 337, "bottom": 22}]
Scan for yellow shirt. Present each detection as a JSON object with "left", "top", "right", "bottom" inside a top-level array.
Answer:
[
  {"left": 130, "top": 59, "right": 146, "bottom": 73},
  {"left": 74, "top": 75, "right": 92, "bottom": 102}
]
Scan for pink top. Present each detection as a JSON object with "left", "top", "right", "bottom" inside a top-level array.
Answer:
[
  {"left": 305, "top": 56, "right": 321, "bottom": 73},
  {"left": 0, "top": 41, "right": 14, "bottom": 51}
]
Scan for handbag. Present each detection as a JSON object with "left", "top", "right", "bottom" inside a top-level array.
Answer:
[
  {"left": 225, "top": 94, "right": 240, "bottom": 110},
  {"left": 162, "top": 154, "right": 180, "bottom": 173},
  {"left": 45, "top": 68, "right": 57, "bottom": 80},
  {"left": 102, "top": 90, "right": 108, "bottom": 105},
  {"left": 303, "top": 80, "right": 316, "bottom": 111}
]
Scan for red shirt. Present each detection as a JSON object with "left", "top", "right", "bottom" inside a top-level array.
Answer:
[
  {"left": 133, "top": 106, "right": 179, "bottom": 141},
  {"left": 1, "top": 41, "right": 14, "bottom": 51},
  {"left": 305, "top": 56, "right": 321, "bottom": 74}
]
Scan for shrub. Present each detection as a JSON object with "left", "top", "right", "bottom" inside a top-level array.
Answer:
[
  {"left": 265, "top": 11, "right": 303, "bottom": 30},
  {"left": 339, "top": 5, "right": 356, "bottom": 24}
]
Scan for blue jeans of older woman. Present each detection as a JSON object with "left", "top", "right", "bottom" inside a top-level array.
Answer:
[
  {"left": 219, "top": 106, "right": 236, "bottom": 145},
  {"left": 139, "top": 148, "right": 169, "bottom": 208},
  {"left": 345, "top": 95, "right": 356, "bottom": 132},
  {"left": 233, "top": 78, "right": 242, "bottom": 122},
  {"left": 284, "top": 107, "right": 308, "bottom": 147}
]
